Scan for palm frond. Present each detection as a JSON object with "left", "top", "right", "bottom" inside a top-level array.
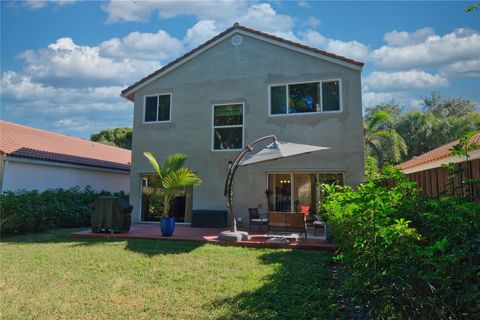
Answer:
[
  {"left": 162, "top": 168, "right": 202, "bottom": 190},
  {"left": 162, "top": 153, "right": 188, "bottom": 176},
  {"left": 368, "top": 111, "right": 393, "bottom": 131},
  {"left": 143, "top": 152, "right": 162, "bottom": 177},
  {"left": 374, "top": 129, "right": 392, "bottom": 139}
]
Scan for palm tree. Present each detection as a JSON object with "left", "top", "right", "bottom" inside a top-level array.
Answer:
[
  {"left": 364, "top": 111, "right": 407, "bottom": 167},
  {"left": 143, "top": 152, "right": 202, "bottom": 217}
]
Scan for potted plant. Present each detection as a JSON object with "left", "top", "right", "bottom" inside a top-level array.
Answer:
[{"left": 144, "top": 152, "right": 202, "bottom": 237}]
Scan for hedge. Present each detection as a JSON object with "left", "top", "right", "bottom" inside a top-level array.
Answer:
[
  {"left": 321, "top": 166, "right": 480, "bottom": 319},
  {"left": 1, "top": 187, "right": 128, "bottom": 236}
]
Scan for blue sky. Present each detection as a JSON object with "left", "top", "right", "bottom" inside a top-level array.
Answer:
[{"left": 1, "top": 1, "right": 479, "bottom": 138}]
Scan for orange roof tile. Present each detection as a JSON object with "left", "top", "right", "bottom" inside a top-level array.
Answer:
[
  {"left": 0, "top": 121, "right": 131, "bottom": 171},
  {"left": 399, "top": 131, "right": 480, "bottom": 171}
]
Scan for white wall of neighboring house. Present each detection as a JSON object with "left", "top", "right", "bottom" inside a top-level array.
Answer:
[{"left": 1, "top": 157, "right": 130, "bottom": 193}]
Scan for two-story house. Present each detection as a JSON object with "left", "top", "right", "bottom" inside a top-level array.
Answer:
[{"left": 121, "top": 23, "right": 364, "bottom": 226}]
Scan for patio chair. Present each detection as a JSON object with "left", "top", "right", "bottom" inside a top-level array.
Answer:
[{"left": 248, "top": 208, "right": 268, "bottom": 232}]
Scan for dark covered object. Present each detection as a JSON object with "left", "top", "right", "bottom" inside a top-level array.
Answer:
[
  {"left": 91, "top": 196, "right": 132, "bottom": 233},
  {"left": 191, "top": 210, "right": 228, "bottom": 228}
]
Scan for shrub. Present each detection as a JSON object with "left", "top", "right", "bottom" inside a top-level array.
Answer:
[
  {"left": 0, "top": 187, "right": 128, "bottom": 236},
  {"left": 321, "top": 166, "right": 480, "bottom": 319}
]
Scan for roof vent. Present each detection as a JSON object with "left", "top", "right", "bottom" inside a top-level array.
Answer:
[{"left": 231, "top": 34, "right": 243, "bottom": 46}]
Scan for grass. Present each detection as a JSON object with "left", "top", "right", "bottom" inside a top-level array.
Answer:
[{"left": 1, "top": 229, "right": 343, "bottom": 320}]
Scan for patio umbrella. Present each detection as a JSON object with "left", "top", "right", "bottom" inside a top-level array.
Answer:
[
  {"left": 239, "top": 140, "right": 329, "bottom": 166},
  {"left": 218, "top": 135, "right": 329, "bottom": 242}
]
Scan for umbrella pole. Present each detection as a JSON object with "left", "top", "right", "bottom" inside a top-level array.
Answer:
[{"left": 219, "top": 135, "right": 277, "bottom": 241}]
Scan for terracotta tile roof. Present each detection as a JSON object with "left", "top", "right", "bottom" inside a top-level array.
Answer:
[
  {"left": 399, "top": 131, "right": 480, "bottom": 171},
  {"left": 121, "top": 23, "right": 364, "bottom": 100},
  {"left": 0, "top": 121, "right": 131, "bottom": 171}
]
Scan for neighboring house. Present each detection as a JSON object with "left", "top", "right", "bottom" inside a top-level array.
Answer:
[
  {"left": 122, "top": 23, "right": 364, "bottom": 225},
  {"left": 399, "top": 131, "right": 480, "bottom": 199},
  {"left": 0, "top": 121, "right": 131, "bottom": 193}
]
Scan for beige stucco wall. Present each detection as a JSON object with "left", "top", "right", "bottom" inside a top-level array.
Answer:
[{"left": 129, "top": 32, "right": 364, "bottom": 224}]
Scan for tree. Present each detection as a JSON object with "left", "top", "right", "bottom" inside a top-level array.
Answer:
[
  {"left": 364, "top": 110, "right": 407, "bottom": 167},
  {"left": 365, "top": 101, "right": 403, "bottom": 124},
  {"left": 422, "top": 91, "right": 477, "bottom": 118},
  {"left": 465, "top": 2, "right": 480, "bottom": 12},
  {"left": 143, "top": 153, "right": 202, "bottom": 217},
  {"left": 90, "top": 127, "right": 133, "bottom": 149},
  {"left": 396, "top": 111, "right": 445, "bottom": 159}
]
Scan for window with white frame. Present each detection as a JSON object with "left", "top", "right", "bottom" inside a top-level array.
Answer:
[
  {"left": 270, "top": 80, "right": 341, "bottom": 115},
  {"left": 212, "top": 103, "right": 243, "bottom": 150},
  {"left": 144, "top": 94, "right": 171, "bottom": 122}
]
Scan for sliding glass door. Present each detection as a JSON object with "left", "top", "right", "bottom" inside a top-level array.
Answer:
[
  {"left": 268, "top": 173, "right": 291, "bottom": 212},
  {"left": 293, "top": 173, "right": 317, "bottom": 213},
  {"left": 267, "top": 172, "right": 343, "bottom": 213}
]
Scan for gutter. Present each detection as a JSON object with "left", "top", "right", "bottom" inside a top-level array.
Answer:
[{"left": 4, "top": 156, "right": 131, "bottom": 175}]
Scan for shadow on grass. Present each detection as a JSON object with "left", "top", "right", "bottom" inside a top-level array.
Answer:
[
  {"left": 208, "top": 249, "right": 344, "bottom": 320},
  {"left": 1, "top": 228, "right": 203, "bottom": 256}
]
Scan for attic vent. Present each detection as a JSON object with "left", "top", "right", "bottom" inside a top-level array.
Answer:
[{"left": 231, "top": 35, "right": 243, "bottom": 46}]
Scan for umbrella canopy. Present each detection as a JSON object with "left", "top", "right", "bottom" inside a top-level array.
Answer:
[{"left": 239, "top": 140, "right": 329, "bottom": 166}]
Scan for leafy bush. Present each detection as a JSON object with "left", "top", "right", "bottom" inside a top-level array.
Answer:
[
  {"left": 1, "top": 187, "right": 128, "bottom": 236},
  {"left": 322, "top": 166, "right": 480, "bottom": 319}
]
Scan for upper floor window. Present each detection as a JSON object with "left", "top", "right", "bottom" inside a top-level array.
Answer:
[
  {"left": 212, "top": 103, "right": 244, "bottom": 151},
  {"left": 270, "top": 80, "right": 341, "bottom": 115},
  {"left": 144, "top": 94, "right": 171, "bottom": 123}
]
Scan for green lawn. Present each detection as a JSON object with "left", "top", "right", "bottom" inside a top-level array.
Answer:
[{"left": 0, "top": 229, "right": 343, "bottom": 320}]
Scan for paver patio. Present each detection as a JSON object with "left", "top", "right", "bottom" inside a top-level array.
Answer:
[{"left": 70, "top": 224, "right": 336, "bottom": 251}]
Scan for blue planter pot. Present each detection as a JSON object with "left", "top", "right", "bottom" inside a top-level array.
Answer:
[{"left": 160, "top": 217, "right": 176, "bottom": 237}]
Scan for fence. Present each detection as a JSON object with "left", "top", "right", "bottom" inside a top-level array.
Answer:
[{"left": 405, "top": 159, "right": 480, "bottom": 201}]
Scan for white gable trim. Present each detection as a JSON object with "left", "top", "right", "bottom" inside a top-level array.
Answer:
[
  {"left": 236, "top": 29, "right": 363, "bottom": 71},
  {"left": 121, "top": 29, "right": 363, "bottom": 99}
]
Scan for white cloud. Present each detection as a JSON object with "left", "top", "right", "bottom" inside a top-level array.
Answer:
[
  {"left": 362, "top": 91, "right": 409, "bottom": 108},
  {"left": 298, "top": 1, "right": 312, "bottom": 9},
  {"left": 299, "top": 30, "right": 369, "bottom": 61},
  {"left": 363, "top": 70, "right": 448, "bottom": 92},
  {"left": 54, "top": 118, "right": 91, "bottom": 132},
  {"left": 383, "top": 27, "right": 435, "bottom": 47},
  {"left": 439, "top": 59, "right": 480, "bottom": 78},
  {"left": 24, "top": 0, "right": 76, "bottom": 10},
  {"left": 1, "top": 71, "right": 131, "bottom": 137},
  {"left": 303, "top": 16, "right": 321, "bottom": 28},
  {"left": 182, "top": 3, "right": 297, "bottom": 46},
  {"left": 102, "top": 0, "right": 248, "bottom": 24},
  {"left": 1, "top": 71, "right": 123, "bottom": 103},
  {"left": 184, "top": 20, "right": 219, "bottom": 48},
  {"left": 371, "top": 28, "right": 480, "bottom": 70},
  {"left": 100, "top": 29, "right": 183, "bottom": 61},
  {"left": 362, "top": 90, "right": 430, "bottom": 111},
  {"left": 237, "top": 3, "right": 294, "bottom": 34},
  {"left": 18, "top": 37, "right": 161, "bottom": 86},
  {"left": 103, "top": 1, "right": 294, "bottom": 38}
]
